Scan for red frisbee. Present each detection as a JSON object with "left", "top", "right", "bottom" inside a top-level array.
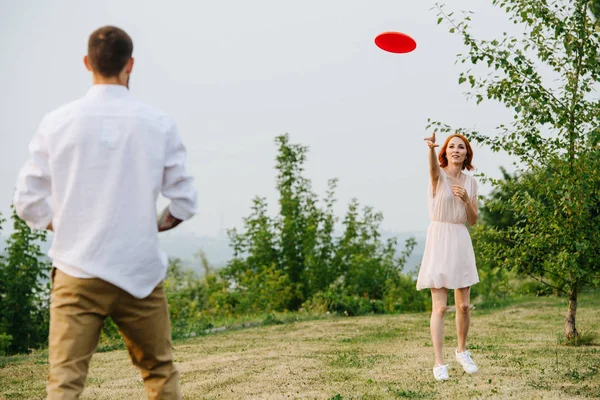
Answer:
[{"left": 374, "top": 31, "right": 417, "bottom": 54}]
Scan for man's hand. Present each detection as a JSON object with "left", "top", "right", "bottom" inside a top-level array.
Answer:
[{"left": 157, "top": 207, "right": 183, "bottom": 232}]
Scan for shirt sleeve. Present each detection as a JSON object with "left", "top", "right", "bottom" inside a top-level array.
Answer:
[
  {"left": 14, "top": 117, "right": 54, "bottom": 230},
  {"left": 162, "top": 118, "right": 198, "bottom": 220}
]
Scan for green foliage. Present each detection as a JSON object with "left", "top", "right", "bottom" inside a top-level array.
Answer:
[
  {"left": 234, "top": 264, "right": 296, "bottom": 314},
  {"left": 469, "top": 236, "right": 515, "bottom": 307},
  {"left": 223, "top": 134, "right": 418, "bottom": 316},
  {"left": 97, "top": 317, "right": 123, "bottom": 352},
  {"left": 432, "top": 0, "right": 600, "bottom": 338},
  {"left": 478, "top": 168, "right": 518, "bottom": 230},
  {"left": 590, "top": 0, "right": 600, "bottom": 22},
  {"left": 303, "top": 288, "right": 384, "bottom": 316},
  {"left": 518, "top": 278, "right": 555, "bottom": 297},
  {"left": 470, "top": 168, "right": 521, "bottom": 307},
  {"left": 0, "top": 333, "right": 11, "bottom": 356},
  {"left": 383, "top": 272, "right": 432, "bottom": 313},
  {"left": 275, "top": 135, "right": 318, "bottom": 309},
  {"left": 164, "top": 257, "right": 215, "bottom": 338},
  {"left": 0, "top": 207, "right": 50, "bottom": 354},
  {"left": 474, "top": 163, "right": 600, "bottom": 298},
  {"left": 0, "top": 211, "right": 6, "bottom": 352},
  {"left": 333, "top": 201, "right": 410, "bottom": 300}
]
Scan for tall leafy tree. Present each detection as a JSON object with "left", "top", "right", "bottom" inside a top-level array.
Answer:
[{"left": 274, "top": 135, "right": 320, "bottom": 308}]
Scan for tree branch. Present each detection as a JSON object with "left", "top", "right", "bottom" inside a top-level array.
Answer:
[
  {"left": 526, "top": 272, "right": 568, "bottom": 295},
  {"left": 436, "top": 4, "right": 568, "bottom": 112}
]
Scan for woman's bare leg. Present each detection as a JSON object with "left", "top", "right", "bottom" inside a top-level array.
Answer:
[
  {"left": 455, "top": 287, "right": 471, "bottom": 353},
  {"left": 430, "top": 288, "right": 448, "bottom": 366}
]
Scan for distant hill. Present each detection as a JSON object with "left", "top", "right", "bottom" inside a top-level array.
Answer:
[{"left": 0, "top": 230, "right": 426, "bottom": 275}]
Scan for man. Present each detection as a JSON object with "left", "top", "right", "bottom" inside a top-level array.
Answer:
[{"left": 13, "top": 26, "right": 197, "bottom": 399}]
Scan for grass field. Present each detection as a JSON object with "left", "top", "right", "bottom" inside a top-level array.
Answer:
[{"left": 1, "top": 294, "right": 599, "bottom": 399}]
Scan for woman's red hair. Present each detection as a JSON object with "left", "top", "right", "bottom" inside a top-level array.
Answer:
[{"left": 438, "top": 134, "right": 474, "bottom": 171}]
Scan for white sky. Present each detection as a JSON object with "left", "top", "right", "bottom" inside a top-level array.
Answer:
[{"left": 0, "top": 0, "right": 518, "bottom": 236}]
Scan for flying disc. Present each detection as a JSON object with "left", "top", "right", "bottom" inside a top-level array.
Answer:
[{"left": 374, "top": 31, "right": 417, "bottom": 54}]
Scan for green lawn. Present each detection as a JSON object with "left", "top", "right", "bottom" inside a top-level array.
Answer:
[{"left": 1, "top": 294, "right": 599, "bottom": 399}]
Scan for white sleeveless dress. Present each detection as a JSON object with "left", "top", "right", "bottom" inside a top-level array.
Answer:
[{"left": 416, "top": 169, "right": 479, "bottom": 290}]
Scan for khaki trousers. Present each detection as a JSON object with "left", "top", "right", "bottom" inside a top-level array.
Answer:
[{"left": 47, "top": 268, "right": 182, "bottom": 400}]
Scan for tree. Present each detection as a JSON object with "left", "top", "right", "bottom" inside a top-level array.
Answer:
[
  {"left": 274, "top": 134, "right": 321, "bottom": 308},
  {"left": 0, "top": 207, "right": 51, "bottom": 354},
  {"left": 432, "top": 0, "right": 600, "bottom": 339}
]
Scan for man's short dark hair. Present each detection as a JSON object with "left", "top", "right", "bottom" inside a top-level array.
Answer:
[{"left": 88, "top": 26, "right": 133, "bottom": 77}]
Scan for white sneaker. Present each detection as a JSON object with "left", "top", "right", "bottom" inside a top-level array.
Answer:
[
  {"left": 433, "top": 364, "right": 449, "bottom": 381},
  {"left": 455, "top": 349, "right": 478, "bottom": 374}
]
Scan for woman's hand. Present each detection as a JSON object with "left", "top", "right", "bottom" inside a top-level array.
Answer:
[
  {"left": 424, "top": 132, "right": 439, "bottom": 149},
  {"left": 452, "top": 185, "right": 469, "bottom": 203}
]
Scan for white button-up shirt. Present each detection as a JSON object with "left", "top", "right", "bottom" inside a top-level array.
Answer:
[{"left": 14, "top": 84, "right": 198, "bottom": 298}]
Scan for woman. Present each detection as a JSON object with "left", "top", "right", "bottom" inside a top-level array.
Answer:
[{"left": 417, "top": 132, "right": 479, "bottom": 381}]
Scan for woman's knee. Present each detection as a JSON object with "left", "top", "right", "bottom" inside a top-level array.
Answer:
[
  {"left": 432, "top": 305, "right": 448, "bottom": 318},
  {"left": 457, "top": 303, "right": 470, "bottom": 314}
]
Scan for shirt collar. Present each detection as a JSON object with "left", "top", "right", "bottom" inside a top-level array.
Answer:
[{"left": 86, "top": 84, "right": 130, "bottom": 98}]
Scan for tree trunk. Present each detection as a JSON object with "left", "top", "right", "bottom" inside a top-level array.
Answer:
[{"left": 565, "top": 288, "right": 579, "bottom": 340}]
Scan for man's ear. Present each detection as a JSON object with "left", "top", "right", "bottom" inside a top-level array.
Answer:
[
  {"left": 83, "top": 55, "right": 92, "bottom": 72},
  {"left": 126, "top": 58, "right": 134, "bottom": 74}
]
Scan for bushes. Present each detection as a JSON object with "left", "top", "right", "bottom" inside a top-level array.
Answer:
[
  {"left": 302, "top": 287, "right": 385, "bottom": 316},
  {"left": 383, "top": 274, "right": 431, "bottom": 313},
  {"left": 233, "top": 264, "right": 296, "bottom": 314},
  {"left": 222, "top": 135, "right": 420, "bottom": 317},
  {"left": 0, "top": 208, "right": 50, "bottom": 355}
]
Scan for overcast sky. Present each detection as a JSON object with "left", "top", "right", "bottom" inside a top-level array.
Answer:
[{"left": 0, "top": 0, "right": 518, "bottom": 237}]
